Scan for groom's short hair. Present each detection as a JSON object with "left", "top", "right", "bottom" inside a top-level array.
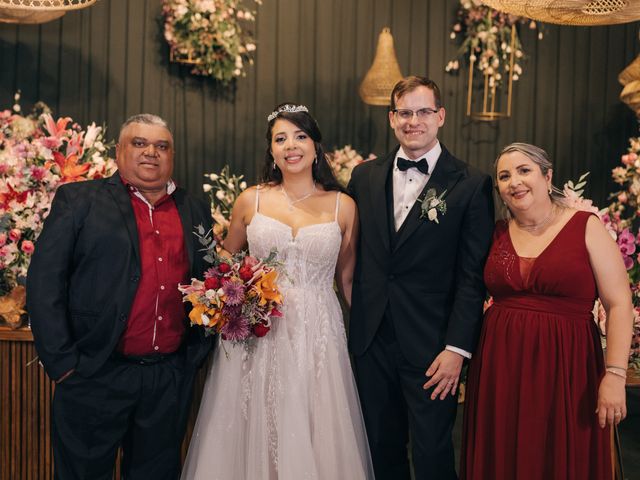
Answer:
[{"left": 390, "top": 76, "right": 442, "bottom": 110}]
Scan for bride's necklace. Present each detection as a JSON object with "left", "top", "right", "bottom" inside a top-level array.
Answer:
[
  {"left": 280, "top": 182, "right": 316, "bottom": 211},
  {"left": 514, "top": 204, "right": 556, "bottom": 232}
]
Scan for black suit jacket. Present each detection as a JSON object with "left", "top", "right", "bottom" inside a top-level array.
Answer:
[
  {"left": 26, "top": 173, "right": 213, "bottom": 381},
  {"left": 348, "top": 145, "right": 494, "bottom": 367}
]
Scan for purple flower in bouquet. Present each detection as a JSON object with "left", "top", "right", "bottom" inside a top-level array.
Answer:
[
  {"left": 221, "top": 310, "right": 251, "bottom": 342},
  {"left": 222, "top": 280, "right": 245, "bottom": 306}
]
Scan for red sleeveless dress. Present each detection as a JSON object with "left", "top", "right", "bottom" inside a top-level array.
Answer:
[{"left": 461, "top": 211, "right": 611, "bottom": 480}]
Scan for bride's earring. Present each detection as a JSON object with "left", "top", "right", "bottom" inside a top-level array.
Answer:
[{"left": 273, "top": 161, "right": 277, "bottom": 171}]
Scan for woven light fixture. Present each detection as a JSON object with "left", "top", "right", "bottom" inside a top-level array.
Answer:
[
  {"left": 359, "top": 28, "right": 404, "bottom": 106},
  {"left": 0, "top": 0, "right": 96, "bottom": 24},
  {"left": 619, "top": 55, "right": 640, "bottom": 116},
  {"left": 481, "top": 0, "right": 640, "bottom": 26}
]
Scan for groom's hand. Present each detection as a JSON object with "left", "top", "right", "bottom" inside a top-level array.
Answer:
[{"left": 423, "top": 350, "right": 463, "bottom": 400}]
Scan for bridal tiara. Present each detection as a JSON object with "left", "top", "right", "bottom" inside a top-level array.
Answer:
[{"left": 267, "top": 104, "right": 309, "bottom": 122}]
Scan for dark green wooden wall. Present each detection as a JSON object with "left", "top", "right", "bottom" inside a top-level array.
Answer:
[{"left": 1, "top": 0, "right": 638, "bottom": 205}]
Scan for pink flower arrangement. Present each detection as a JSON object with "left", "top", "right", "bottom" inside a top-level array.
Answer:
[
  {"left": 599, "top": 137, "right": 640, "bottom": 370},
  {"left": 0, "top": 93, "right": 116, "bottom": 295},
  {"left": 326, "top": 145, "right": 376, "bottom": 187}
]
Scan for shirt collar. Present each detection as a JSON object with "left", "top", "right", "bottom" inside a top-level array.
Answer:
[
  {"left": 120, "top": 175, "right": 177, "bottom": 207},
  {"left": 394, "top": 141, "right": 442, "bottom": 174}
]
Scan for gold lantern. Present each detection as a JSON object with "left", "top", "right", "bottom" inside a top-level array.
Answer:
[
  {"left": 359, "top": 28, "right": 404, "bottom": 106},
  {"left": 0, "top": 0, "right": 96, "bottom": 25},
  {"left": 466, "top": 24, "right": 517, "bottom": 121},
  {"left": 481, "top": 0, "right": 640, "bottom": 26}
]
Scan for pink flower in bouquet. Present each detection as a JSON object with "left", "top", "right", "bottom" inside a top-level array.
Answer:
[
  {"left": 20, "top": 240, "right": 34, "bottom": 254},
  {"left": 8, "top": 229, "right": 21, "bottom": 242},
  {"left": 0, "top": 234, "right": 6, "bottom": 247}
]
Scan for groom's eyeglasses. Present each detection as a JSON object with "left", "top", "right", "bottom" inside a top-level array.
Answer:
[{"left": 392, "top": 107, "right": 440, "bottom": 121}]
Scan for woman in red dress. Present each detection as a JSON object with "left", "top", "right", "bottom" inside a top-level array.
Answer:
[{"left": 461, "top": 143, "right": 633, "bottom": 480}]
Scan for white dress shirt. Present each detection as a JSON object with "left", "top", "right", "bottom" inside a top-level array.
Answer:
[{"left": 391, "top": 142, "right": 471, "bottom": 359}]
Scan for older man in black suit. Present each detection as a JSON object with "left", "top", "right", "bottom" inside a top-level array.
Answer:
[
  {"left": 27, "top": 114, "right": 212, "bottom": 480},
  {"left": 349, "top": 76, "right": 494, "bottom": 479}
]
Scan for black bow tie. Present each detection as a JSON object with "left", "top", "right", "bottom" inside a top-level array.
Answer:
[{"left": 397, "top": 157, "right": 429, "bottom": 175}]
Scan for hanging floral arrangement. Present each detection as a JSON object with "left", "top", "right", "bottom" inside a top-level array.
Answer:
[
  {"left": 445, "top": 0, "right": 542, "bottom": 87},
  {"left": 162, "top": 0, "right": 261, "bottom": 83}
]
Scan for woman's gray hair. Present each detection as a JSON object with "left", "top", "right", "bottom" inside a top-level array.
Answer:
[{"left": 118, "top": 114, "right": 170, "bottom": 142}]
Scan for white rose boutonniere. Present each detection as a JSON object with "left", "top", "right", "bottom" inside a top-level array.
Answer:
[{"left": 420, "top": 188, "right": 447, "bottom": 224}]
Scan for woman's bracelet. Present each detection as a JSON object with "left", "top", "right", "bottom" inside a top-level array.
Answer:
[
  {"left": 606, "top": 368, "right": 627, "bottom": 379},
  {"left": 607, "top": 365, "right": 627, "bottom": 372}
]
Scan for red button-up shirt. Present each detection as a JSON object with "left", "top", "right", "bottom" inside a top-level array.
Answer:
[{"left": 117, "top": 179, "right": 190, "bottom": 355}]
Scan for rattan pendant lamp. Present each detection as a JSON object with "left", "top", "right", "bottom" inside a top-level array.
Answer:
[
  {"left": 359, "top": 28, "right": 404, "bottom": 106},
  {"left": 481, "top": 0, "right": 640, "bottom": 26},
  {"left": 0, "top": 0, "right": 96, "bottom": 24}
]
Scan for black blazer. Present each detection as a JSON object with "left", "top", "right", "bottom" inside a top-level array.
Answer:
[
  {"left": 26, "top": 173, "right": 213, "bottom": 381},
  {"left": 348, "top": 146, "right": 494, "bottom": 367}
]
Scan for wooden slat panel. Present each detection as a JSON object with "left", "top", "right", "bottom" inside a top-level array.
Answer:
[{"left": 0, "top": 332, "right": 212, "bottom": 480}]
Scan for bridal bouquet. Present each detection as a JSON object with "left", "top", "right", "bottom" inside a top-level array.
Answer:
[{"left": 178, "top": 226, "right": 283, "bottom": 345}]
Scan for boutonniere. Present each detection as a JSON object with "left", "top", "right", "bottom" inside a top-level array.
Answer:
[{"left": 419, "top": 188, "right": 447, "bottom": 223}]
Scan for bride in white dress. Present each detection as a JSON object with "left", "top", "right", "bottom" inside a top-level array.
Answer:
[{"left": 181, "top": 104, "right": 374, "bottom": 479}]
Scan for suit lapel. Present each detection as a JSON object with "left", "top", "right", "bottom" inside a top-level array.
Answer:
[
  {"left": 106, "top": 173, "right": 141, "bottom": 264},
  {"left": 367, "top": 150, "right": 397, "bottom": 253},
  {"left": 393, "top": 147, "right": 465, "bottom": 252},
  {"left": 173, "top": 187, "right": 195, "bottom": 270}
]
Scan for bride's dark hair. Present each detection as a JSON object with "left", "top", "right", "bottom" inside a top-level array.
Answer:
[{"left": 261, "top": 103, "right": 345, "bottom": 193}]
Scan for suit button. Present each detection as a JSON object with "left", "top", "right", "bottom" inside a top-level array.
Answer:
[
  {"left": 119, "top": 314, "right": 127, "bottom": 322},
  {"left": 388, "top": 274, "right": 395, "bottom": 280}
]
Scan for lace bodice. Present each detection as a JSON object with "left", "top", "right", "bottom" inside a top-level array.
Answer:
[{"left": 246, "top": 190, "right": 343, "bottom": 290}]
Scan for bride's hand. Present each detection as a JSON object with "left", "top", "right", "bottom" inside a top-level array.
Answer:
[{"left": 596, "top": 372, "right": 627, "bottom": 428}]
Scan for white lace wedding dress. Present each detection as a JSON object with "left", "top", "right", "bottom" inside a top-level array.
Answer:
[{"left": 181, "top": 190, "right": 374, "bottom": 480}]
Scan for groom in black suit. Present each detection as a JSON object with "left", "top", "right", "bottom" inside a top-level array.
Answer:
[
  {"left": 349, "top": 76, "right": 494, "bottom": 479},
  {"left": 27, "top": 114, "right": 212, "bottom": 479}
]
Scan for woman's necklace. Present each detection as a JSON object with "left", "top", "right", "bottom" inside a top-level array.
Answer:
[
  {"left": 280, "top": 182, "right": 316, "bottom": 211},
  {"left": 514, "top": 204, "right": 556, "bottom": 232}
]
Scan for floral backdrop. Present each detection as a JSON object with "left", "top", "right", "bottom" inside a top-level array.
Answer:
[
  {"left": 0, "top": 94, "right": 116, "bottom": 299},
  {"left": 600, "top": 137, "right": 640, "bottom": 369}
]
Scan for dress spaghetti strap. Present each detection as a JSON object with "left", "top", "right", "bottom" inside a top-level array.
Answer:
[
  {"left": 334, "top": 192, "right": 341, "bottom": 222},
  {"left": 254, "top": 186, "right": 260, "bottom": 213}
]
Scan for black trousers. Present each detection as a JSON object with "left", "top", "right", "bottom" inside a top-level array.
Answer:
[
  {"left": 354, "top": 315, "right": 458, "bottom": 480},
  {"left": 52, "top": 353, "right": 195, "bottom": 480}
]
